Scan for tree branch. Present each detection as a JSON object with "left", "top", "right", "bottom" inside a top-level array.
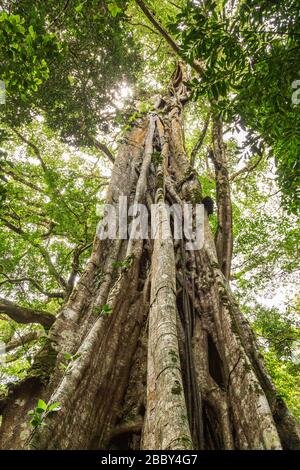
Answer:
[
  {"left": 134, "top": 0, "right": 203, "bottom": 75},
  {"left": 12, "top": 128, "right": 47, "bottom": 172},
  {"left": 190, "top": 114, "right": 210, "bottom": 167},
  {"left": 135, "top": 0, "right": 180, "bottom": 54},
  {"left": 66, "top": 242, "right": 93, "bottom": 297},
  {"left": 0, "top": 275, "right": 65, "bottom": 299},
  {"left": 92, "top": 139, "right": 115, "bottom": 164},
  {"left": 3, "top": 167, "right": 43, "bottom": 192},
  {"left": 49, "top": 0, "right": 71, "bottom": 27},
  {"left": 125, "top": 19, "right": 160, "bottom": 36},
  {"left": 169, "top": 1, "right": 181, "bottom": 9},
  {"left": 77, "top": 120, "right": 115, "bottom": 164},
  {"left": 0, "top": 217, "right": 68, "bottom": 291},
  {"left": 230, "top": 153, "right": 264, "bottom": 181},
  {"left": 11, "top": 128, "right": 83, "bottom": 224},
  {"left": 0, "top": 298, "right": 55, "bottom": 328},
  {"left": 5, "top": 330, "right": 43, "bottom": 353},
  {"left": 109, "top": 416, "right": 143, "bottom": 439}
]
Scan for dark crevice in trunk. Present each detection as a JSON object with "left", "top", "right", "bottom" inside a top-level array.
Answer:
[
  {"left": 207, "top": 333, "right": 225, "bottom": 390},
  {"left": 203, "top": 400, "right": 224, "bottom": 450},
  {"left": 109, "top": 430, "right": 140, "bottom": 450},
  {"left": 176, "top": 271, "right": 204, "bottom": 450},
  {"left": 136, "top": 241, "right": 152, "bottom": 292},
  {"left": 106, "top": 310, "right": 149, "bottom": 450},
  {"left": 228, "top": 405, "right": 238, "bottom": 450}
]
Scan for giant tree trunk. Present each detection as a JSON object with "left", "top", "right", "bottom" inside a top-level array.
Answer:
[{"left": 0, "top": 65, "right": 299, "bottom": 451}]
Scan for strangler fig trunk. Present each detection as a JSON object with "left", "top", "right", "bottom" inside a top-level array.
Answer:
[{"left": 0, "top": 64, "right": 299, "bottom": 450}]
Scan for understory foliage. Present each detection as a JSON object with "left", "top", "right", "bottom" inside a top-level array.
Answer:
[{"left": 0, "top": 0, "right": 299, "bottom": 448}]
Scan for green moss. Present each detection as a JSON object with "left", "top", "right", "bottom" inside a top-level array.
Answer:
[
  {"left": 29, "top": 340, "right": 58, "bottom": 382},
  {"left": 0, "top": 384, "right": 8, "bottom": 402},
  {"left": 177, "top": 435, "right": 193, "bottom": 448},
  {"left": 156, "top": 171, "right": 164, "bottom": 190},
  {"left": 93, "top": 306, "right": 102, "bottom": 315},
  {"left": 231, "top": 317, "right": 239, "bottom": 335},
  {"left": 243, "top": 361, "right": 252, "bottom": 373},
  {"left": 171, "top": 380, "right": 182, "bottom": 395},
  {"left": 181, "top": 413, "right": 188, "bottom": 423},
  {"left": 190, "top": 187, "right": 203, "bottom": 204},
  {"left": 124, "top": 410, "right": 135, "bottom": 422},
  {"left": 152, "top": 150, "right": 162, "bottom": 165},
  {"left": 93, "top": 270, "right": 104, "bottom": 289},
  {"left": 253, "top": 382, "right": 264, "bottom": 395},
  {"left": 169, "top": 350, "right": 179, "bottom": 364},
  {"left": 183, "top": 168, "right": 197, "bottom": 181},
  {"left": 211, "top": 261, "right": 220, "bottom": 269}
]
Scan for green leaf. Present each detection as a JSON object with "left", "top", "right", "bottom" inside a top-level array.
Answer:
[
  {"left": 64, "top": 353, "right": 72, "bottom": 361},
  {"left": 30, "top": 418, "right": 41, "bottom": 427},
  {"left": 36, "top": 399, "right": 47, "bottom": 411},
  {"left": 28, "top": 25, "right": 36, "bottom": 40},
  {"left": 93, "top": 306, "right": 102, "bottom": 315},
  {"left": 75, "top": 3, "right": 84, "bottom": 13},
  {"left": 107, "top": 3, "right": 122, "bottom": 17},
  {"left": 67, "top": 74, "right": 75, "bottom": 85},
  {"left": 102, "top": 304, "right": 112, "bottom": 314},
  {"left": 48, "top": 402, "right": 61, "bottom": 413}
]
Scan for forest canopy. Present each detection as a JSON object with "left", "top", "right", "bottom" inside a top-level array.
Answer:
[{"left": 0, "top": 0, "right": 299, "bottom": 451}]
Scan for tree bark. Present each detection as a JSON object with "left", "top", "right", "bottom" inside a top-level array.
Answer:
[
  {"left": 210, "top": 116, "right": 233, "bottom": 280},
  {"left": 0, "top": 65, "right": 299, "bottom": 451},
  {"left": 5, "top": 331, "right": 43, "bottom": 353},
  {"left": 0, "top": 297, "right": 55, "bottom": 328}
]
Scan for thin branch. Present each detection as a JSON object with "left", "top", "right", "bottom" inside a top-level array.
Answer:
[
  {"left": 12, "top": 128, "right": 84, "bottom": 224},
  {"left": 12, "top": 128, "right": 47, "bottom": 172},
  {"left": 0, "top": 217, "right": 23, "bottom": 235},
  {"left": 190, "top": 114, "right": 210, "bottom": 167},
  {"left": 3, "top": 168, "right": 43, "bottom": 192},
  {"left": 168, "top": 1, "right": 181, "bottom": 9},
  {"left": 0, "top": 218, "right": 68, "bottom": 291},
  {"left": 0, "top": 275, "right": 64, "bottom": 299},
  {"left": 125, "top": 19, "right": 160, "bottom": 36},
  {"left": 146, "top": 38, "right": 164, "bottom": 59},
  {"left": 5, "top": 330, "right": 43, "bottom": 353},
  {"left": 135, "top": 0, "right": 180, "bottom": 54},
  {"left": 77, "top": 121, "right": 115, "bottom": 164},
  {"left": 92, "top": 139, "right": 115, "bottom": 164},
  {"left": 134, "top": 0, "right": 203, "bottom": 75},
  {"left": 49, "top": 0, "right": 72, "bottom": 27},
  {"left": 230, "top": 154, "right": 264, "bottom": 181}
]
